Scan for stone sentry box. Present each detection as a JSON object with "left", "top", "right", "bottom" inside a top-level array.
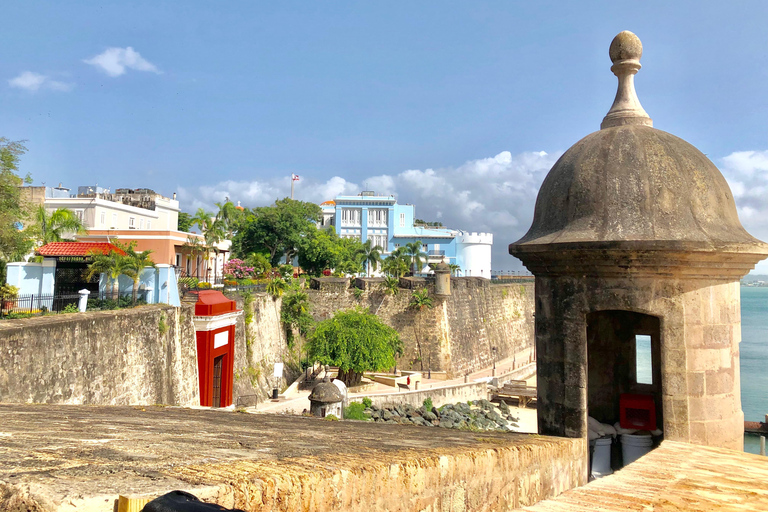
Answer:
[
  {"left": 510, "top": 32, "right": 768, "bottom": 452},
  {"left": 192, "top": 290, "right": 241, "bottom": 408}
]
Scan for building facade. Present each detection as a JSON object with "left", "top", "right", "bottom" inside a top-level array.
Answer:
[
  {"left": 26, "top": 184, "right": 227, "bottom": 282},
  {"left": 320, "top": 192, "right": 492, "bottom": 277}
]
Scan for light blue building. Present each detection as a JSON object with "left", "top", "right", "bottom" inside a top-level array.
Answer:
[{"left": 320, "top": 192, "right": 493, "bottom": 277}]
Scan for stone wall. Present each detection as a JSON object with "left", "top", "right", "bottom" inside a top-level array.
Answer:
[
  {"left": 0, "top": 304, "right": 199, "bottom": 406},
  {"left": 307, "top": 277, "right": 535, "bottom": 377},
  {"left": 230, "top": 292, "right": 301, "bottom": 405}
]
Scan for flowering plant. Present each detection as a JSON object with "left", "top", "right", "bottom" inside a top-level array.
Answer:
[{"left": 223, "top": 259, "right": 256, "bottom": 279}]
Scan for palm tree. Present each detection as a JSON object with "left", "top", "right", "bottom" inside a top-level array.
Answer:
[
  {"left": 409, "top": 288, "right": 434, "bottom": 370},
  {"left": 381, "top": 251, "right": 409, "bottom": 278},
  {"left": 191, "top": 208, "right": 214, "bottom": 233},
  {"left": 34, "top": 205, "right": 87, "bottom": 245},
  {"left": 86, "top": 250, "right": 132, "bottom": 300},
  {"left": 449, "top": 263, "right": 461, "bottom": 276},
  {"left": 404, "top": 241, "right": 427, "bottom": 275},
  {"left": 266, "top": 277, "right": 286, "bottom": 299},
  {"left": 360, "top": 239, "right": 383, "bottom": 277},
  {"left": 118, "top": 242, "right": 156, "bottom": 303}
]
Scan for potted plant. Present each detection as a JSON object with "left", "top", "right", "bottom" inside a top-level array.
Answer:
[{"left": 0, "top": 284, "right": 20, "bottom": 310}]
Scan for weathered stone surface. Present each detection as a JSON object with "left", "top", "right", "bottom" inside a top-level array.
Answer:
[
  {"left": 0, "top": 304, "right": 198, "bottom": 406},
  {"left": 0, "top": 404, "right": 586, "bottom": 512},
  {"left": 518, "top": 440, "right": 768, "bottom": 511}
]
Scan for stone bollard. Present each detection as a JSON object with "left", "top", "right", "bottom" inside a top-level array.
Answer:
[{"left": 78, "top": 289, "right": 90, "bottom": 313}]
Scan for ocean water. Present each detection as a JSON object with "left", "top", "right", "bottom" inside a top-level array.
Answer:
[{"left": 740, "top": 287, "right": 768, "bottom": 454}]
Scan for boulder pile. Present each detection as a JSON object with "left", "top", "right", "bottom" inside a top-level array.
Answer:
[{"left": 363, "top": 399, "right": 519, "bottom": 431}]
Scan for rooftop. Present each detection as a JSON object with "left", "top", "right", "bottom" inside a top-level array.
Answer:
[{"left": 35, "top": 242, "right": 126, "bottom": 257}]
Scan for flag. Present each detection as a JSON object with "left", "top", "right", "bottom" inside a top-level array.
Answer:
[{"left": 292, "top": 174, "right": 300, "bottom": 181}]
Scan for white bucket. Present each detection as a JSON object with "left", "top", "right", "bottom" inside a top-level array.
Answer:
[
  {"left": 590, "top": 437, "right": 613, "bottom": 478},
  {"left": 621, "top": 433, "right": 653, "bottom": 466}
]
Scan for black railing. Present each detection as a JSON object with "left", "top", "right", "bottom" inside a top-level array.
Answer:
[{"left": 0, "top": 291, "right": 149, "bottom": 318}]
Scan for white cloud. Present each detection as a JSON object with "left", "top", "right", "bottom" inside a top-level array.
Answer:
[
  {"left": 8, "top": 71, "right": 73, "bottom": 92},
  {"left": 720, "top": 149, "right": 768, "bottom": 273},
  {"left": 83, "top": 47, "right": 160, "bottom": 77},
  {"left": 177, "top": 150, "right": 561, "bottom": 270}
]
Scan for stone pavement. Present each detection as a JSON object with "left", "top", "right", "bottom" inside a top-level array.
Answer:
[
  {"left": 518, "top": 440, "right": 768, "bottom": 511},
  {"left": 0, "top": 403, "right": 583, "bottom": 511}
]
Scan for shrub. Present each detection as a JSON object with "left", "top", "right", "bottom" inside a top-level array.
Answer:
[
  {"left": 62, "top": 303, "right": 79, "bottom": 314},
  {"left": 223, "top": 258, "right": 256, "bottom": 279},
  {"left": 423, "top": 397, "right": 433, "bottom": 411},
  {"left": 344, "top": 402, "right": 370, "bottom": 421},
  {"left": 362, "top": 397, "right": 372, "bottom": 408},
  {"left": 197, "top": 282, "right": 212, "bottom": 289},
  {"left": 223, "top": 279, "right": 238, "bottom": 286}
]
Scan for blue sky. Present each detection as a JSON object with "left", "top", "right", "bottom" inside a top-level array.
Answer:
[{"left": 3, "top": 2, "right": 768, "bottom": 271}]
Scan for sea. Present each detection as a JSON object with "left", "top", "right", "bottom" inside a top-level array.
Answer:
[{"left": 740, "top": 287, "right": 768, "bottom": 454}]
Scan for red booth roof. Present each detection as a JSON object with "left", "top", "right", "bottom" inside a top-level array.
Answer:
[
  {"left": 36, "top": 242, "right": 126, "bottom": 257},
  {"left": 194, "top": 290, "right": 238, "bottom": 316}
]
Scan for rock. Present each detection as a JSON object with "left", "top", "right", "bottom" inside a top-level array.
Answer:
[
  {"left": 439, "top": 420, "right": 454, "bottom": 429},
  {"left": 498, "top": 400, "right": 509, "bottom": 413},
  {"left": 381, "top": 410, "right": 393, "bottom": 421},
  {"left": 423, "top": 411, "right": 437, "bottom": 422}
]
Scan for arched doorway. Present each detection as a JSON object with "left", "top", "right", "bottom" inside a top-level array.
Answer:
[{"left": 586, "top": 310, "right": 662, "bottom": 433}]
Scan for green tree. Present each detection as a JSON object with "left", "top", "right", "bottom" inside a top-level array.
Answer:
[
  {"left": 177, "top": 212, "right": 194, "bottom": 232},
  {"left": 297, "top": 227, "right": 339, "bottom": 276},
  {"left": 0, "top": 138, "right": 33, "bottom": 261},
  {"left": 266, "top": 277, "right": 286, "bottom": 299},
  {"left": 334, "top": 236, "right": 365, "bottom": 276},
  {"left": 281, "top": 288, "right": 314, "bottom": 368},
  {"left": 245, "top": 251, "right": 272, "bottom": 276},
  {"left": 33, "top": 205, "right": 87, "bottom": 245},
  {"left": 181, "top": 236, "right": 209, "bottom": 276},
  {"left": 381, "top": 248, "right": 410, "bottom": 277},
  {"left": 449, "top": 263, "right": 461, "bottom": 276},
  {"left": 116, "top": 241, "right": 156, "bottom": 304},
  {"left": 233, "top": 198, "right": 321, "bottom": 265},
  {"left": 307, "top": 307, "right": 403, "bottom": 387},
  {"left": 86, "top": 250, "right": 133, "bottom": 300},
  {"left": 404, "top": 241, "right": 426, "bottom": 275},
  {"left": 409, "top": 288, "right": 434, "bottom": 370},
  {"left": 359, "top": 239, "right": 382, "bottom": 277}
]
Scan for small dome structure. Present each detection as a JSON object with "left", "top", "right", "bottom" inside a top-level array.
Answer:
[{"left": 309, "top": 380, "right": 344, "bottom": 418}]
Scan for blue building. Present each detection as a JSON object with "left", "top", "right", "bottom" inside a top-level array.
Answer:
[{"left": 320, "top": 192, "right": 493, "bottom": 277}]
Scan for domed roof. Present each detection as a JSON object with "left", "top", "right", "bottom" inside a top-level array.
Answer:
[
  {"left": 510, "top": 31, "right": 768, "bottom": 260},
  {"left": 309, "top": 381, "right": 343, "bottom": 403}
]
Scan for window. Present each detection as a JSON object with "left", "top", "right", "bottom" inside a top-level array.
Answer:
[
  {"left": 423, "top": 244, "right": 428, "bottom": 253},
  {"left": 635, "top": 335, "right": 653, "bottom": 384},
  {"left": 341, "top": 208, "right": 361, "bottom": 227},
  {"left": 175, "top": 253, "right": 181, "bottom": 267},
  {"left": 399, "top": 213, "right": 405, "bottom": 227},
  {"left": 129, "top": 217, "right": 136, "bottom": 229},
  {"left": 139, "top": 219, "right": 144, "bottom": 230},
  {"left": 100, "top": 211, "right": 106, "bottom": 226},
  {"left": 111, "top": 213, "right": 118, "bottom": 228},
  {"left": 147, "top": 220, "right": 151, "bottom": 230},
  {"left": 75, "top": 210, "right": 83, "bottom": 222},
  {"left": 370, "top": 234, "right": 387, "bottom": 251},
  {"left": 368, "top": 209, "right": 388, "bottom": 227}
]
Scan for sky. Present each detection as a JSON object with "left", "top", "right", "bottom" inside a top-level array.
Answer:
[{"left": 2, "top": 2, "right": 768, "bottom": 272}]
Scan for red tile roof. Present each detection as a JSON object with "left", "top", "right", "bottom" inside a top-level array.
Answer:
[{"left": 36, "top": 242, "right": 126, "bottom": 257}]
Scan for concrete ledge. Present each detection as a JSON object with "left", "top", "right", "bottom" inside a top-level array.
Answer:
[
  {"left": 351, "top": 380, "right": 489, "bottom": 409},
  {"left": 0, "top": 404, "right": 586, "bottom": 512}
]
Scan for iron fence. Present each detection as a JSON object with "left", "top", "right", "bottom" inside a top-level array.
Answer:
[
  {"left": 0, "top": 291, "right": 148, "bottom": 318},
  {"left": 0, "top": 293, "right": 81, "bottom": 316}
]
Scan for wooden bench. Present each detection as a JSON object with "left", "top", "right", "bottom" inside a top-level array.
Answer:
[
  {"left": 397, "top": 382, "right": 411, "bottom": 392},
  {"left": 493, "top": 382, "right": 537, "bottom": 408}
]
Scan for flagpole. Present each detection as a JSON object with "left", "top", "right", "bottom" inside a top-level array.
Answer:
[{"left": 291, "top": 175, "right": 294, "bottom": 199}]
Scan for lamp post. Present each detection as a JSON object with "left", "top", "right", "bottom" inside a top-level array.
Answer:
[{"left": 492, "top": 346, "right": 497, "bottom": 376}]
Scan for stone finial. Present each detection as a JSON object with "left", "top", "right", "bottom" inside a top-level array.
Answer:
[{"left": 600, "top": 31, "right": 653, "bottom": 129}]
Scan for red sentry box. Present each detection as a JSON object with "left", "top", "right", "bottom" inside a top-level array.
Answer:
[{"left": 620, "top": 393, "right": 656, "bottom": 431}]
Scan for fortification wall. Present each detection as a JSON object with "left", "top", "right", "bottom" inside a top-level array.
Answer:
[
  {"left": 307, "top": 277, "right": 535, "bottom": 377},
  {"left": 0, "top": 304, "right": 199, "bottom": 406}
]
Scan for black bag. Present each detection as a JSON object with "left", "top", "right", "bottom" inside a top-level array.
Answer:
[{"left": 142, "top": 491, "right": 245, "bottom": 512}]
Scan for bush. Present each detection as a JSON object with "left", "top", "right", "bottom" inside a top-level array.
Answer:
[
  {"left": 344, "top": 402, "right": 370, "bottom": 421},
  {"left": 223, "top": 279, "right": 238, "bottom": 286},
  {"left": 178, "top": 276, "right": 199, "bottom": 287},
  {"left": 362, "top": 397, "right": 372, "bottom": 408},
  {"left": 62, "top": 303, "right": 79, "bottom": 314},
  {"left": 423, "top": 397, "right": 434, "bottom": 411},
  {"left": 197, "top": 282, "right": 212, "bottom": 289},
  {"left": 223, "top": 258, "right": 256, "bottom": 279}
]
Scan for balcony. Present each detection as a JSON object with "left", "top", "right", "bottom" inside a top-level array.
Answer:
[{"left": 428, "top": 250, "right": 445, "bottom": 257}]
